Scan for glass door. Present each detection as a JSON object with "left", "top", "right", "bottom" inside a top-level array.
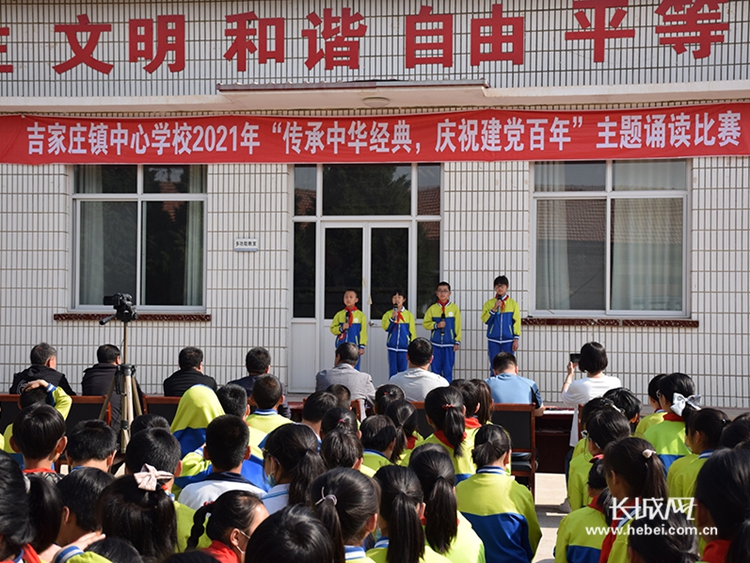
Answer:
[{"left": 321, "top": 224, "right": 409, "bottom": 387}]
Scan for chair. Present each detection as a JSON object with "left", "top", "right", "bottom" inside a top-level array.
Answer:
[
  {"left": 490, "top": 403, "right": 537, "bottom": 498},
  {"left": 66, "top": 396, "right": 111, "bottom": 435},
  {"left": 143, "top": 395, "right": 181, "bottom": 424},
  {"left": 0, "top": 394, "right": 22, "bottom": 433},
  {"left": 410, "top": 402, "right": 435, "bottom": 439}
]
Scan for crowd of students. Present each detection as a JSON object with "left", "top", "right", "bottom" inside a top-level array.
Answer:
[{"left": 1, "top": 344, "right": 749, "bottom": 563}]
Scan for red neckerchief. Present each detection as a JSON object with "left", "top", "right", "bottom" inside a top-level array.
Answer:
[
  {"left": 496, "top": 294, "right": 508, "bottom": 312},
  {"left": 394, "top": 308, "right": 405, "bottom": 323},
  {"left": 433, "top": 430, "right": 467, "bottom": 449},
  {"left": 600, "top": 499, "right": 638, "bottom": 562},
  {"left": 23, "top": 467, "right": 56, "bottom": 474},
  {"left": 589, "top": 453, "right": 604, "bottom": 464},
  {"left": 701, "top": 539, "right": 731, "bottom": 563},
  {"left": 1, "top": 544, "right": 42, "bottom": 563},
  {"left": 203, "top": 540, "right": 241, "bottom": 563},
  {"left": 346, "top": 306, "right": 358, "bottom": 326},
  {"left": 664, "top": 412, "right": 684, "bottom": 422},
  {"left": 406, "top": 435, "right": 418, "bottom": 450},
  {"left": 438, "top": 299, "right": 449, "bottom": 314},
  {"left": 465, "top": 417, "right": 482, "bottom": 429}
]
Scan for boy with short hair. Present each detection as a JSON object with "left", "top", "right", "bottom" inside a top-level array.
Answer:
[
  {"left": 217, "top": 384, "right": 266, "bottom": 451},
  {"left": 481, "top": 275, "right": 521, "bottom": 368},
  {"left": 11, "top": 403, "right": 67, "bottom": 483},
  {"left": 178, "top": 414, "right": 265, "bottom": 510},
  {"left": 246, "top": 375, "right": 294, "bottom": 434},
  {"left": 56, "top": 467, "right": 115, "bottom": 545},
  {"left": 331, "top": 288, "right": 368, "bottom": 369},
  {"left": 360, "top": 414, "right": 397, "bottom": 472},
  {"left": 301, "top": 391, "right": 339, "bottom": 438},
  {"left": 65, "top": 419, "right": 118, "bottom": 471},
  {"left": 422, "top": 281, "right": 461, "bottom": 382},
  {"left": 381, "top": 288, "right": 417, "bottom": 377}
]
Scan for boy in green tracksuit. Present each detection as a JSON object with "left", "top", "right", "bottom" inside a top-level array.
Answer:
[
  {"left": 331, "top": 288, "right": 368, "bottom": 370},
  {"left": 422, "top": 281, "right": 461, "bottom": 382}
]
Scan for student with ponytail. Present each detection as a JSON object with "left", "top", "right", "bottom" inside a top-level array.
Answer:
[
  {"left": 694, "top": 448, "right": 750, "bottom": 563},
  {"left": 320, "top": 407, "right": 359, "bottom": 439},
  {"left": 186, "top": 490, "right": 268, "bottom": 563},
  {"left": 667, "top": 408, "right": 729, "bottom": 500},
  {"left": 568, "top": 408, "right": 630, "bottom": 511},
  {"left": 449, "top": 380, "right": 483, "bottom": 439},
  {"left": 455, "top": 425, "right": 540, "bottom": 563},
  {"left": 368, "top": 466, "right": 451, "bottom": 563},
  {"left": 385, "top": 399, "right": 421, "bottom": 463},
  {"left": 469, "top": 380, "right": 493, "bottom": 426},
  {"left": 321, "top": 428, "right": 369, "bottom": 473},
  {"left": 554, "top": 459, "right": 611, "bottom": 563},
  {"left": 643, "top": 372, "right": 699, "bottom": 472},
  {"left": 601, "top": 437, "right": 667, "bottom": 563},
  {"left": 409, "top": 445, "right": 485, "bottom": 563},
  {"left": 417, "top": 387, "right": 476, "bottom": 482},
  {"left": 311, "top": 468, "right": 379, "bottom": 563},
  {"left": 262, "top": 423, "right": 326, "bottom": 513}
]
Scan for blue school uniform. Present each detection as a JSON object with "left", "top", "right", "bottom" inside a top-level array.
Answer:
[
  {"left": 332, "top": 307, "right": 368, "bottom": 369},
  {"left": 481, "top": 295, "right": 521, "bottom": 369},
  {"left": 382, "top": 307, "right": 417, "bottom": 376},
  {"left": 423, "top": 301, "right": 461, "bottom": 382},
  {"left": 170, "top": 385, "right": 225, "bottom": 457},
  {"left": 456, "top": 467, "right": 541, "bottom": 563}
]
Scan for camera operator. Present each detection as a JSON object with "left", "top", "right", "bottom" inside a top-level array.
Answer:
[
  {"left": 10, "top": 342, "right": 77, "bottom": 396},
  {"left": 82, "top": 344, "right": 144, "bottom": 430}
]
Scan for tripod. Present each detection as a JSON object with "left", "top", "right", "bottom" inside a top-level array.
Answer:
[{"left": 99, "top": 295, "right": 143, "bottom": 452}]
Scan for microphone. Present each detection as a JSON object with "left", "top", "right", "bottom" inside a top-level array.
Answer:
[{"left": 440, "top": 311, "right": 445, "bottom": 338}]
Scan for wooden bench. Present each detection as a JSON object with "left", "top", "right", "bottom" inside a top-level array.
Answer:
[
  {"left": 142, "top": 395, "right": 181, "bottom": 423},
  {"left": 0, "top": 394, "right": 111, "bottom": 435}
]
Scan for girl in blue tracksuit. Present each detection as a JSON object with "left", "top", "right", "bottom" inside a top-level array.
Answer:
[
  {"left": 455, "top": 425, "right": 541, "bottom": 563},
  {"left": 382, "top": 289, "right": 417, "bottom": 377}
]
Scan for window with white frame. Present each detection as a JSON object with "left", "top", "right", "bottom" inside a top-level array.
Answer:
[
  {"left": 73, "top": 164, "right": 206, "bottom": 309},
  {"left": 533, "top": 159, "right": 687, "bottom": 316}
]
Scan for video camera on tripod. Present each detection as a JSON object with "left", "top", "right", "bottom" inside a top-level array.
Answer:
[{"left": 99, "top": 292, "right": 142, "bottom": 450}]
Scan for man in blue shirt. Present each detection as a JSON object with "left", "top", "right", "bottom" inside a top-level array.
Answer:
[{"left": 485, "top": 352, "right": 545, "bottom": 417}]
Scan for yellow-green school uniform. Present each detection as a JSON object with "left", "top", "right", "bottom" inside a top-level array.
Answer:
[
  {"left": 420, "top": 431, "right": 476, "bottom": 483},
  {"left": 554, "top": 499, "right": 607, "bottom": 563},
  {"left": 567, "top": 453, "right": 596, "bottom": 511},
  {"left": 571, "top": 437, "right": 589, "bottom": 461},
  {"left": 456, "top": 466, "right": 541, "bottom": 563},
  {"left": 634, "top": 410, "right": 666, "bottom": 438},
  {"left": 362, "top": 449, "right": 393, "bottom": 473},
  {"left": 175, "top": 500, "right": 211, "bottom": 551},
  {"left": 3, "top": 384, "right": 71, "bottom": 456},
  {"left": 642, "top": 413, "right": 690, "bottom": 472},
  {"left": 367, "top": 538, "right": 452, "bottom": 563},
  {"left": 441, "top": 512, "right": 486, "bottom": 563},
  {"left": 245, "top": 408, "right": 294, "bottom": 434}
]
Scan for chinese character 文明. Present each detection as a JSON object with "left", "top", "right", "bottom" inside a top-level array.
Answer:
[
  {"left": 225, "top": 12, "right": 285, "bottom": 71},
  {"left": 654, "top": 0, "right": 729, "bottom": 59},
  {"left": 565, "top": 1, "right": 636, "bottom": 63},
  {"left": 0, "top": 26, "right": 11, "bottom": 73},
  {"left": 406, "top": 6, "right": 453, "bottom": 68},
  {"left": 129, "top": 15, "right": 185, "bottom": 73},
  {"left": 303, "top": 8, "right": 367, "bottom": 70},
  {"left": 470, "top": 4, "right": 524, "bottom": 66},
  {"left": 54, "top": 14, "right": 113, "bottom": 74}
]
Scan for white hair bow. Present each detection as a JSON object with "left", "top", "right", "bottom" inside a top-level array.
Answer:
[
  {"left": 133, "top": 463, "right": 173, "bottom": 492},
  {"left": 671, "top": 393, "right": 702, "bottom": 417}
]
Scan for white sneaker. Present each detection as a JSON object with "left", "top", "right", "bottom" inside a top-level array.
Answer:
[{"left": 558, "top": 498, "right": 571, "bottom": 513}]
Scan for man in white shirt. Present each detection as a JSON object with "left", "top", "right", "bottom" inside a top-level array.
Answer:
[
  {"left": 178, "top": 414, "right": 264, "bottom": 510},
  {"left": 389, "top": 338, "right": 449, "bottom": 402}
]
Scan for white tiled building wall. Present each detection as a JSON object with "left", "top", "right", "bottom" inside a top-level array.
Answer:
[{"left": 2, "top": 157, "right": 748, "bottom": 406}]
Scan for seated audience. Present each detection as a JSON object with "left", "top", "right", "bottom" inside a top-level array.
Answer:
[
  {"left": 65, "top": 419, "right": 118, "bottom": 471},
  {"left": 187, "top": 490, "right": 269, "bottom": 563},
  {"left": 374, "top": 384, "right": 406, "bottom": 415},
  {"left": 178, "top": 415, "right": 264, "bottom": 510},
  {"left": 217, "top": 384, "right": 266, "bottom": 453},
  {"left": 627, "top": 511, "right": 699, "bottom": 563},
  {"left": 634, "top": 374, "right": 667, "bottom": 438},
  {"left": 27, "top": 474, "right": 64, "bottom": 561},
  {"left": 301, "top": 391, "right": 339, "bottom": 439},
  {"left": 246, "top": 505, "right": 335, "bottom": 563},
  {"left": 320, "top": 407, "right": 360, "bottom": 439},
  {"left": 227, "top": 347, "right": 291, "bottom": 418},
  {"left": 262, "top": 424, "right": 326, "bottom": 514},
  {"left": 602, "top": 387, "right": 641, "bottom": 432},
  {"left": 246, "top": 375, "right": 294, "bottom": 434},
  {"left": 326, "top": 383, "right": 352, "bottom": 410},
  {"left": 11, "top": 404, "right": 67, "bottom": 483},
  {"left": 87, "top": 537, "right": 144, "bottom": 563},
  {"left": 320, "top": 429, "right": 367, "bottom": 474},
  {"left": 81, "top": 344, "right": 144, "bottom": 431},
  {"left": 485, "top": 353, "right": 544, "bottom": 417},
  {"left": 389, "top": 338, "right": 449, "bottom": 402},
  {"left": 315, "top": 343, "right": 377, "bottom": 406},
  {"left": 163, "top": 347, "right": 217, "bottom": 397},
  {"left": 56, "top": 467, "right": 115, "bottom": 545},
  {"left": 360, "top": 415, "right": 397, "bottom": 472},
  {"left": 456, "top": 425, "right": 541, "bottom": 563},
  {"left": 384, "top": 399, "right": 420, "bottom": 464},
  {"left": 10, "top": 342, "right": 76, "bottom": 395},
  {"left": 170, "top": 384, "right": 225, "bottom": 457},
  {"left": 131, "top": 413, "right": 171, "bottom": 435}
]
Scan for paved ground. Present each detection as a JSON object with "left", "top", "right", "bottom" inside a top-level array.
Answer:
[{"left": 532, "top": 473, "right": 568, "bottom": 563}]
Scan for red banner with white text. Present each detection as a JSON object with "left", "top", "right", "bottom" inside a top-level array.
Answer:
[{"left": 0, "top": 104, "right": 748, "bottom": 164}]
